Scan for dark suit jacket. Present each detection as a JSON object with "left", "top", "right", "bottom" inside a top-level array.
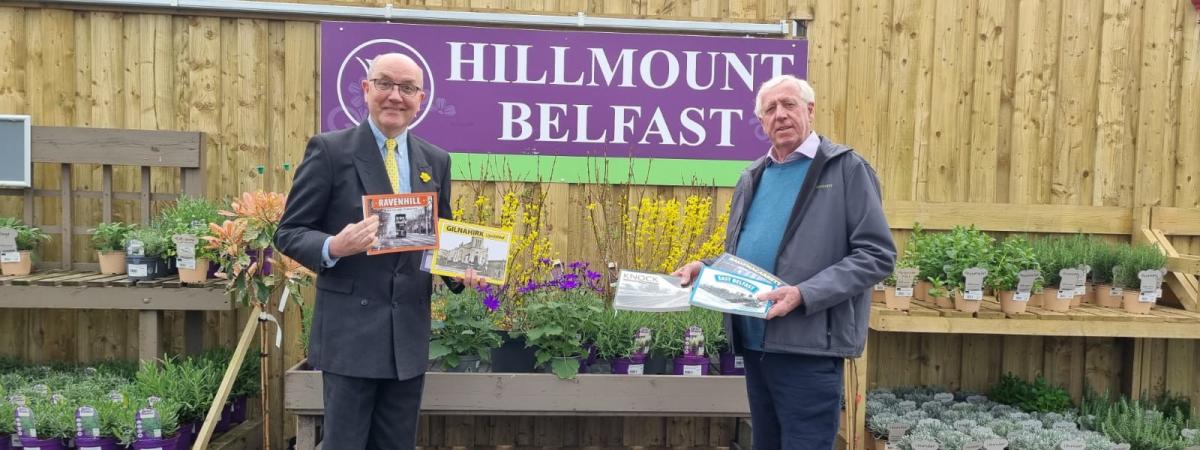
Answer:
[{"left": 276, "top": 121, "right": 462, "bottom": 380}]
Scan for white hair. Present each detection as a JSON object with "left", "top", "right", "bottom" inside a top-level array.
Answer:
[{"left": 754, "top": 75, "right": 816, "bottom": 117}]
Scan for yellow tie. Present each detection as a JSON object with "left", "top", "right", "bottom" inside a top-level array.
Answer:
[{"left": 384, "top": 138, "right": 400, "bottom": 193}]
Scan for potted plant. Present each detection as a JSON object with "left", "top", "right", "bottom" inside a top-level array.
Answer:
[
  {"left": 1115, "top": 244, "right": 1166, "bottom": 314},
  {"left": 988, "top": 236, "right": 1039, "bottom": 315},
  {"left": 1033, "top": 238, "right": 1073, "bottom": 312},
  {"left": 0, "top": 217, "right": 51, "bottom": 276},
  {"left": 1065, "top": 234, "right": 1096, "bottom": 307},
  {"left": 429, "top": 290, "right": 503, "bottom": 372},
  {"left": 124, "top": 225, "right": 170, "bottom": 281},
  {"left": 90, "top": 222, "right": 135, "bottom": 275},
  {"left": 17, "top": 396, "right": 73, "bottom": 450},
  {"left": 513, "top": 295, "right": 602, "bottom": 380},
  {"left": 1090, "top": 241, "right": 1124, "bottom": 309},
  {"left": 927, "top": 277, "right": 950, "bottom": 309},
  {"left": 942, "top": 226, "right": 993, "bottom": 313},
  {"left": 158, "top": 196, "right": 222, "bottom": 282},
  {"left": 648, "top": 312, "right": 684, "bottom": 375}
]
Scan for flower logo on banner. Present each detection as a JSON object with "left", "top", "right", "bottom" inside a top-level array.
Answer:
[{"left": 329, "top": 38, "right": 436, "bottom": 131}]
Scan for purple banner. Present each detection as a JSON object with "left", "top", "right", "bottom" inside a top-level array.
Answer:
[{"left": 321, "top": 22, "right": 807, "bottom": 161}]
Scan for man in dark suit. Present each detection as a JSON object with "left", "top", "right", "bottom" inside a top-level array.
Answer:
[{"left": 276, "top": 53, "right": 474, "bottom": 450}]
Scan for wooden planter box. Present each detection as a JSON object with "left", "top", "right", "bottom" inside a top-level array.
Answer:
[{"left": 285, "top": 360, "right": 751, "bottom": 450}]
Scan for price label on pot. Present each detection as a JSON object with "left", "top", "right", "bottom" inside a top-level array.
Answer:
[
  {"left": 896, "top": 268, "right": 920, "bottom": 289},
  {"left": 963, "top": 442, "right": 983, "bottom": 450},
  {"left": 136, "top": 408, "right": 162, "bottom": 438},
  {"left": 16, "top": 406, "right": 35, "bottom": 438},
  {"left": 128, "top": 264, "right": 148, "bottom": 277},
  {"left": 1014, "top": 292, "right": 1031, "bottom": 301},
  {"left": 1059, "top": 268, "right": 1083, "bottom": 292},
  {"left": 626, "top": 364, "right": 644, "bottom": 375},
  {"left": 682, "top": 364, "right": 703, "bottom": 376},
  {"left": 896, "top": 287, "right": 914, "bottom": 298},
  {"left": 1110, "top": 287, "right": 1124, "bottom": 296},
  {"left": 127, "top": 239, "right": 145, "bottom": 257},
  {"left": 1053, "top": 421, "right": 1077, "bottom": 431},
  {"left": 911, "top": 440, "right": 938, "bottom": 450},
  {"left": 1061, "top": 440, "right": 1085, "bottom": 450},
  {"left": 734, "top": 356, "right": 744, "bottom": 369},
  {"left": 0, "top": 251, "right": 19, "bottom": 263},
  {"left": 77, "top": 406, "right": 101, "bottom": 438},
  {"left": 1076, "top": 265, "right": 1092, "bottom": 295},
  {"left": 887, "top": 424, "right": 909, "bottom": 441},
  {"left": 934, "top": 392, "right": 955, "bottom": 402},
  {"left": 1016, "top": 269, "right": 1040, "bottom": 293},
  {"left": 1057, "top": 288, "right": 1076, "bottom": 300},
  {"left": 963, "top": 268, "right": 988, "bottom": 292},
  {"left": 874, "top": 282, "right": 886, "bottom": 291},
  {"left": 964, "top": 290, "right": 983, "bottom": 300},
  {"left": 984, "top": 438, "right": 1009, "bottom": 450},
  {"left": 173, "top": 234, "right": 198, "bottom": 258},
  {"left": 0, "top": 228, "right": 17, "bottom": 252},
  {"left": 178, "top": 257, "right": 196, "bottom": 270}
]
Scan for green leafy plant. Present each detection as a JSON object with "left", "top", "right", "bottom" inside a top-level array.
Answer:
[
  {"left": 987, "top": 236, "right": 1039, "bottom": 292},
  {"left": 1089, "top": 240, "right": 1123, "bottom": 285},
  {"left": 989, "top": 373, "right": 1072, "bottom": 413},
  {"left": 1114, "top": 244, "right": 1167, "bottom": 290},
  {"left": 429, "top": 290, "right": 503, "bottom": 370},
  {"left": 0, "top": 217, "right": 51, "bottom": 251},
  {"left": 1080, "top": 393, "right": 1193, "bottom": 450},
  {"left": 124, "top": 226, "right": 170, "bottom": 258},
  {"left": 927, "top": 277, "right": 949, "bottom": 299},
  {"left": 940, "top": 226, "right": 995, "bottom": 292},
  {"left": 90, "top": 222, "right": 136, "bottom": 253},
  {"left": 157, "top": 196, "right": 223, "bottom": 260},
  {"left": 513, "top": 293, "right": 603, "bottom": 379}
]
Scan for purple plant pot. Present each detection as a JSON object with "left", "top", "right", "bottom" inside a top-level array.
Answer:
[
  {"left": 206, "top": 259, "right": 221, "bottom": 278},
  {"left": 719, "top": 352, "right": 746, "bottom": 375},
  {"left": 611, "top": 356, "right": 647, "bottom": 375},
  {"left": 229, "top": 396, "right": 248, "bottom": 424},
  {"left": 673, "top": 355, "right": 710, "bottom": 376},
  {"left": 175, "top": 422, "right": 195, "bottom": 448},
  {"left": 0, "top": 434, "right": 9, "bottom": 450},
  {"left": 215, "top": 404, "right": 233, "bottom": 433},
  {"left": 19, "top": 437, "right": 68, "bottom": 450},
  {"left": 583, "top": 342, "right": 598, "bottom": 365},
  {"left": 131, "top": 434, "right": 179, "bottom": 450},
  {"left": 75, "top": 436, "right": 122, "bottom": 450},
  {"left": 247, "top": 248, "right": 273, "bottom": 275}
]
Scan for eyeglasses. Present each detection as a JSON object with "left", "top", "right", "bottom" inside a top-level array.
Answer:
[{"left": 369, "top": 79, "right": 423, "bottom": 97}]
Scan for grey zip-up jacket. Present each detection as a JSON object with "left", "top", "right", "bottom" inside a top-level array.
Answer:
[{"left": 720, "top": 136, "right": 896, "bottom": 359}]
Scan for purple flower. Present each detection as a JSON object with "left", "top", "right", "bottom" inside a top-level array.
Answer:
[
  {"left": 584, "top": 270, "right": 601, "bottom": 282},
  {"left": 517, "top": 279, "right": 541, "bottom": 294},
  {"left": 557, "top": 273, "right": 580, "bottom": 291},
  {"left": 483, "top": 293, "right": 500, "bottom": 312},
  {"left": 538, "top": 258, "right": 552, "bottom": 265},
  {"left": 568, "top": 261, "right": 588, "bottom": 271}
]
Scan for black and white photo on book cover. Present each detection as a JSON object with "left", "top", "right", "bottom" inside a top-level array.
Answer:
[
  {"left": 689, "top": 266, "right": 777, "bottom": 318},
  {"left": 361, "top": 192, "right": 438, "bottom": 255}
]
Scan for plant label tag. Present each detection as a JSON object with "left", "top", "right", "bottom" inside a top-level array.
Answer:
[
  {"left": 0, "top": 251, "right": 19, "bottom": 263},
  {"left": 1057, "top": 288, "right": 1076, "bottom": 299},
  {"left": 107, "top": 391, "right": 124, "bottom": 403},
  {"left": 1014, "top": 292, "right": 1031, "bottom": 301},
  {"left": 633, "top": 328, "right": 652, "bottom": 358},
  {"left": 1182, "top": 447, "right": 1199, "bottom": 450},
  {"left": 1074, "top": 284, "right": 1087, "bottom": 296},
  {"left": 51, "top": 394, "right": 65, "bottom": 405},
  {"left": 626, "top": 364, "right": 644, "bottom": 375},
  {"left": 934, "top": 392, "right": 954, "bottom": 402},
  {"left": 1053, "top": 421, "right": 1077, "bottom": 431},
  {"left": 898, "top": 400, "right": 917, "bottom": 412},
  {"left": 147, "top": 396, "right": 161, "bottom": 407},
  {"left": 682, "top": 365, "right": 703, "bottom": 376},
  {"left": 127, "top": 239, "right": 145, "bottom": 257},
  {"left": 1016, "top": 269, "right": 1040, "bottom": 294},
  {"left": 963, "top": 442, "right": 983, "bottom": 450},
  {"left": 1110, "top": 287, "right": 1123, "bottom": 296},
  {"left": 964, "top": 290, "right": 983, "bottom": 301},
  {"left": 911, "top": 440, "right": 938, "bottom": 450},
  {"left": 32, "top": 384, "right": 49, "bottom": 395},
  {"left": 1139, "top": 270, "right": 1162, "bottom": 295},
  {"left": 77, "top": 406, "right": 101, "bottom": 438},
  {"left": 1060, "top": 440, "right": 1085, "bottom": 450},
  {"left": 1111, "top": 444, "right": 1131, "bottom": 450},
  {"left": 173, "top": 234, "right": 198, "bottom": 258},
  {"left": 875, "top": 282, "right": 886, "bottom": 291},
  {"left": 1058, "top": 268, "right": 1083, "bottom": 292},
  {"left": 966, "top": 395, "right": 988, "bottom": 404},
  {"left": 887, "top": 424, "right": 908, "bottom": 442},
  {"left": 8, "top": 394, "right": 25, "bottom": 406},
  {"left": 683, "top": 325, "right": 705, "bottom": 357},
  {"left": 896, "top": 268, "right": 920, "bottom": 289},
  {"left": 963, "top": 268, "right": 988, "bottom": 292},
  {"left": 984, "top": 438, "right": 1008, "bottom": 450},
  {"left": 954, "top": 419, "right": 975, "bottom": 433},
  {"left": 1156, "top": 288, "right": 1163, "bottom": 298},
  {"left": 1181, "top": 429, "right": 1197, "bottom": 439},
  {"left": 886, "top": 443, "right": 900, "bottom": 450},
  {"left": 896, "top": 287, "right": 914, "bottom": 298},
  {"left": 177, "top": 257, "right": 196, "bottom": 270},
  {"left": 0, "top": 228, "right": 17, "bottom": 252},
  {"left": 9, "top": 435, "right": 16, "bottom": 447},
  {"left": 136, "top": 408, "right": 162, "bottom": 439},
  {"left": 16, "top": 406, "right": 36, "bottom": 438},
  {"left": 1139, "top": 292, "right": 1157, "bottom": 303},
  {"left": 420, "top": 250, "right": 433, "bottom": 272},
  {"left": 734, "top": 356, "right": 744, "bottom": 369},
  {"left": 128, "top": 264, "right": 148, "bottom": 277}
]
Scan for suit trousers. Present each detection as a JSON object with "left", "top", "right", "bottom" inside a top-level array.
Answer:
[
  {"left": 742, "top": 349, "right": 844, "bottom": 450},
  {"left": 321, "top": 370, "right": 425, "bottom": 450}
]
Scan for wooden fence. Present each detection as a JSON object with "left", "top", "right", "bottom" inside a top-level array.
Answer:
[{"left": 0, "top": 0, "right": 1197, "bottom": 448}]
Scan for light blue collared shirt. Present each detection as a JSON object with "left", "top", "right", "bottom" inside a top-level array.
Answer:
[{"left": 320, "top": 119, "right": 413, "bottom": 268}]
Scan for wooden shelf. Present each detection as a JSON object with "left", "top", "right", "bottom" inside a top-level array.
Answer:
[
  {"left": 0, "top": 270, "right": 229, "bottom": 311},
  {"left": 869, "top": 299, "right": 1200, "bottom": 338}
]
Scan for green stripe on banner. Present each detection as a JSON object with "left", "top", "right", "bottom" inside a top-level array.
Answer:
[{"left": 449, "top": 153, "right": 752, "bottom": 187}]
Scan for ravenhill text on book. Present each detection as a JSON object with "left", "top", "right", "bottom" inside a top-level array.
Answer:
[{"left": 361, "top": 192, "right": 439, "bottom": 255}]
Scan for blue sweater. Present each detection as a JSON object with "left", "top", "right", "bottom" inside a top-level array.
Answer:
[{"left": 733, "top": 158, "right": 811, "bottom": 351}]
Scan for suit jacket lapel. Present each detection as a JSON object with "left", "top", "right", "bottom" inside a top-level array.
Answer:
[
  {"left": 407, "top": 135, "right": 435, "bottom": 194},
  {"left": 352, "top": 123, "right": 394, "bottom": 195}
]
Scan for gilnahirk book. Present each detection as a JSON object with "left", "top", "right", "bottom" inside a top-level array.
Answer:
[
  {"left": 361, "top": 192, "right": 438, "bottom": 255},
  {"left": 429, "top": 219, "right": 513, "bottom": 285}
]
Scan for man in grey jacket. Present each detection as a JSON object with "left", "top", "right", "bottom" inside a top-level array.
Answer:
[{"left": 674, "top": 75, "right": 895, "bottom": 450}]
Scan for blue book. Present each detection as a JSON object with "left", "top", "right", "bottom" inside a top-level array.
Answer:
[{"left": 688, "top": 265, "right": 777, "bottom": 318}]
